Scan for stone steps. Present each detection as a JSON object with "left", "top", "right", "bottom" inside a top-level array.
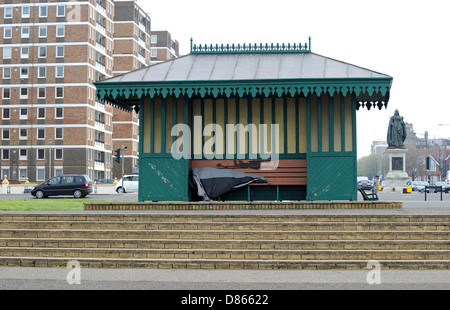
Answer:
[
  {"left": 1, "top": 221, "right": 449, "bottom": 231},
  {"left": 0, "top": 213, "right": 449, "bottom": 269}
]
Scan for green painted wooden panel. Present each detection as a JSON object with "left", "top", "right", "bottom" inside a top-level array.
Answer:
[
  {"left": 307, "top": 155, "right": 356, "bottom": 201},
  {"left": 139, "top": 157, "right": 189, "bottom": 202}
]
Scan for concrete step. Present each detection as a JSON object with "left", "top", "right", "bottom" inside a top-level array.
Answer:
[
  {"left": 0, "top": 228, "right": 449, "bottom": 240},
  {"left": 1, "top": 221, "right": 449, "bottom": 231},
  {"left": 2, "top": 247, "right": 450, "bottom": 260},
  {"left": 1, "top": 256, "right": 449, "bottom": 270},
  {"left": 1, "top": 214, "right": 450, "bottom": 223},
  {"left": 2, "top": 238, "right": 449, "bottom": 250}
]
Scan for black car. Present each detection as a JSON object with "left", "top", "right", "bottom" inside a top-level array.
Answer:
[
  {"left": 31, "top": 174, "right": 93, "bottom": 199},
  {"left": 357, "top": 180, "right": 373, "bottom": 191}
]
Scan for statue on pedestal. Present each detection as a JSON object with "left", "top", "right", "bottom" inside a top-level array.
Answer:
[
  {"left": 387, "top": 109, "right": 407, "bottom": 149},
  {"left": 384, "top": 109, "right": 409, "bottom": 193}
]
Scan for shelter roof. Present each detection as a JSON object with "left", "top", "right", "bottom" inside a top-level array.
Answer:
[{"left": 95, "top": 39, "right": 393, "bottom": 112}]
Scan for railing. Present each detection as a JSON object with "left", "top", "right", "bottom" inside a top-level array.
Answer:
[
  {"left": 95, "top": 120, "right": 105, "bottom": 130},
  {"left": 96, "top": 2, "right": 106, "bottom": 15},
  {"left": 96, "top": 41, "right": 106, "bottom": 53},
  {"left": 94, "top": 160, "right": 105, "bottom": 170},
  {"left": 96, "top": 61, "right": 106, "bottom": 73},
  {"left": 190, "top": 37, "right": 311, "bottom": 54}
]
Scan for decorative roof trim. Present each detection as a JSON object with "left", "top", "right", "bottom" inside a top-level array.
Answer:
[
  {"left": 95, "top": 77, "right": 392, "bottom": 111},
  {"left": 190, "top": 37, "right": 311, "bottom": 54}
]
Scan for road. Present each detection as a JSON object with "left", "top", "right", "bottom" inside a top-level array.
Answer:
[{"left": 1, "top": 268, "right": 450, "bottom": 291}]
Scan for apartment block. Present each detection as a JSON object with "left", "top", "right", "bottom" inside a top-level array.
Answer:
[
  {"left": 150, "top": 30, "right": 179, "bottom": 65},
  {"left": 112, "top": 0, "right": 151, "bottom": 177},
  {"left": 0, "top": 0, "right": 115, "bottom": 182},
  {"left": 0, "top": 0, "right": 179, "bottom": 183}
]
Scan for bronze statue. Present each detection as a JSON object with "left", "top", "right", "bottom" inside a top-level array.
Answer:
[{"left": 387, "top": 109, "right": 407, "bottom": 149}]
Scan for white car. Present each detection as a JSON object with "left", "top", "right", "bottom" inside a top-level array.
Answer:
[{"left": 115, "top": 175, "right": 139, "bottom": 193}]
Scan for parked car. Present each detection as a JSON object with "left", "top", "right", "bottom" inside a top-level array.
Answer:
[
  {"left": 95, "top": 179, "right": 115, "bottom": 185},
  {"left": 432, "top": 182, "right": 450, "bottom": 193},
  {"left": 115, "top": 175, "right": 139, "bottom": 193},
  {"left": 413, "top": 181, "right": 430, "bottom": 193},
  {"left": 357, "top": 179, "right": 373, "bottom": 191},
  {"left": 31, "top": 174, "right": 92, "bottom": 199}
]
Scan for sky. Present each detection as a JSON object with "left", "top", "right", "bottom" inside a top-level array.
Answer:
[{"left": 135, "top": 0, "right": 450, "bottom": 158}]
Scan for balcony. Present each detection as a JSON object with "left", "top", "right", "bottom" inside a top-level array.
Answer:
[
  {"left": 96, "top": 41, "right": 106, "bottom": 53},
  {"left": 95, "top": 120, "right": 105, "bottom": 131},
  {"left": 94, "top": 160, "right": 105, "bottom": 171},
  {"left": 96, "top": 61, "right": 106, "bottom": 74},
  {"left": 138, "top": 54, "right": 146, "bottom": 65},
  {"left": 95, "top": 100, "right": 105, "bottom": 112},
  {"left": 95, "top": 139, "right": 105, "bottom": 149},
  {"left": 96, "top": 2, "right": 106, "bottom": 15},
  {"left": 96, "top": 23, "right": 106, "bottom": 37}
]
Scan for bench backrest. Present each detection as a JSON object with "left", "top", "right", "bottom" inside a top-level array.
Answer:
[{"left": 191, "top": 159, "right": 307, "bottom": 186}]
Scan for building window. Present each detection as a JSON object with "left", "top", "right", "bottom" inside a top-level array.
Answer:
[
  {"left": 39, "top": 46, "right": 47, "bottom": 58},
  {"left": 19, "top": 149, "right": 27, "bottom": 161},
  {"left": 38, "top": 87, "right": 46, "bottom": 99},
  {"left": 56, "top": 25, "right": 65, "bottom": 37},
  {"left": 55, "top": 149, "right": 63, "bottom": 160},
  {"left": 2, "top": 149, "right": 10, "bottom": 160},
  {"left": 55, "top": 128, "right": 63, "bottom": 139},
  {"left": 56, "top": 46, "right": 64, "bottom": 58},
  {"left": 22, "top": 7, "right": 30, "bottom": 18},
  {"left": 4, "top": 7, "right": 12, "bottom": 19},
  {"left": 57, "top": 5, "right": 65, "bottom": 17},
  {"left": 55, "top": 107, "right": 63, "bottom": 119},
  {"left": 151, "top": 49, "right": 157, "bottom": 57},
  {"left": 21, "top": 47, "right": 29, "bottom": 59},
  {"left": 38, "top": 67, "right": 46, "bottom": 78},
  {"left": 54, "top": 167, "right": 63, "bottom": 176},
  {"left": 2, "top": 108, "right": 10, "bottom": 120},
  {"left": 1, "top": 168, "right": 10, "bottom": 181},
  {"left": 56, "top": 66, "right": 64, "bottom": 78},
  {"left": 19, "top": 128, "right": 28, "bottom": 140},
  {"left": 19, "top": 167, "right": 27, "bottom": 181},
  {"left": 20, "top": 108, "right": 28, "bottom": 120},
  {"left": 3, "top": 88, "right": 10, "bottom": 99},
  {"left": 3, "top": 88, "right": 11, "bottom": 99},
  {"left": 3, "top": 67, "right": 11, "bottom": 79},
  {"left": 37, "top": 128, "right": 45, "bottom": 140},
  {"left": 37, "top": 149, "right": 45, "bottom": 160},
  {"left": 36, "top": 167, "right": 45, "bottom": 180},
  {"left": 151, "top": 35, "right": 157, "bottom": 43},
  {"left": 20, "top": 88, "right": 28, "bottom": 99},
  {"left": 2, "top": 129, "right": 10, "bottom": 140},
  {"left": 39, "top": 25, "right": 47, "bottom": 38},
  {"left": 55, "top": 87, "right": 64, "bottom": 98},
  {"left": 37, "top": 108, "right": 46, "bottom": 119},
  {"left": 4, "top": 27, "right": 12, "bottom": 39},
  {"left": 3, "top": 47, "right": 12, "bottom": 59},
  {"left": 20, "top": 67, "right": 29, "bottom": 79},
  {"left": 39, "top": 6, "right": 47, "bottom": 18},
  {"left": 21, "top": 26, "right": 30, "bottom": 38}
]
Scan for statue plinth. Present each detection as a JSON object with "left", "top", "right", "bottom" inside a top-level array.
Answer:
[{"left": 384, "top": 148, "right": 409, "bottom": 193}]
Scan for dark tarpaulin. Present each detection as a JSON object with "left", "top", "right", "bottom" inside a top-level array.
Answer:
[{"left": 189, "top": 167, "right": 267, "bottom": 201}]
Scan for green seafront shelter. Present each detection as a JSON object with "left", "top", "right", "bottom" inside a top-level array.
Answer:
[{"left": 95, "top": 39, "right": 393, "bottom": 202}]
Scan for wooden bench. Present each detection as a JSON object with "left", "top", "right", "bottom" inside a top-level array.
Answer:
[
  {"left": 191, "top": 159, "right": 307, "bottom": 185},
  {"left": 358, "top": 188, "right": 378, "bottom": 201},
  {"left": 191, "top": 159, "right": 307, "bottom": 201}
]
